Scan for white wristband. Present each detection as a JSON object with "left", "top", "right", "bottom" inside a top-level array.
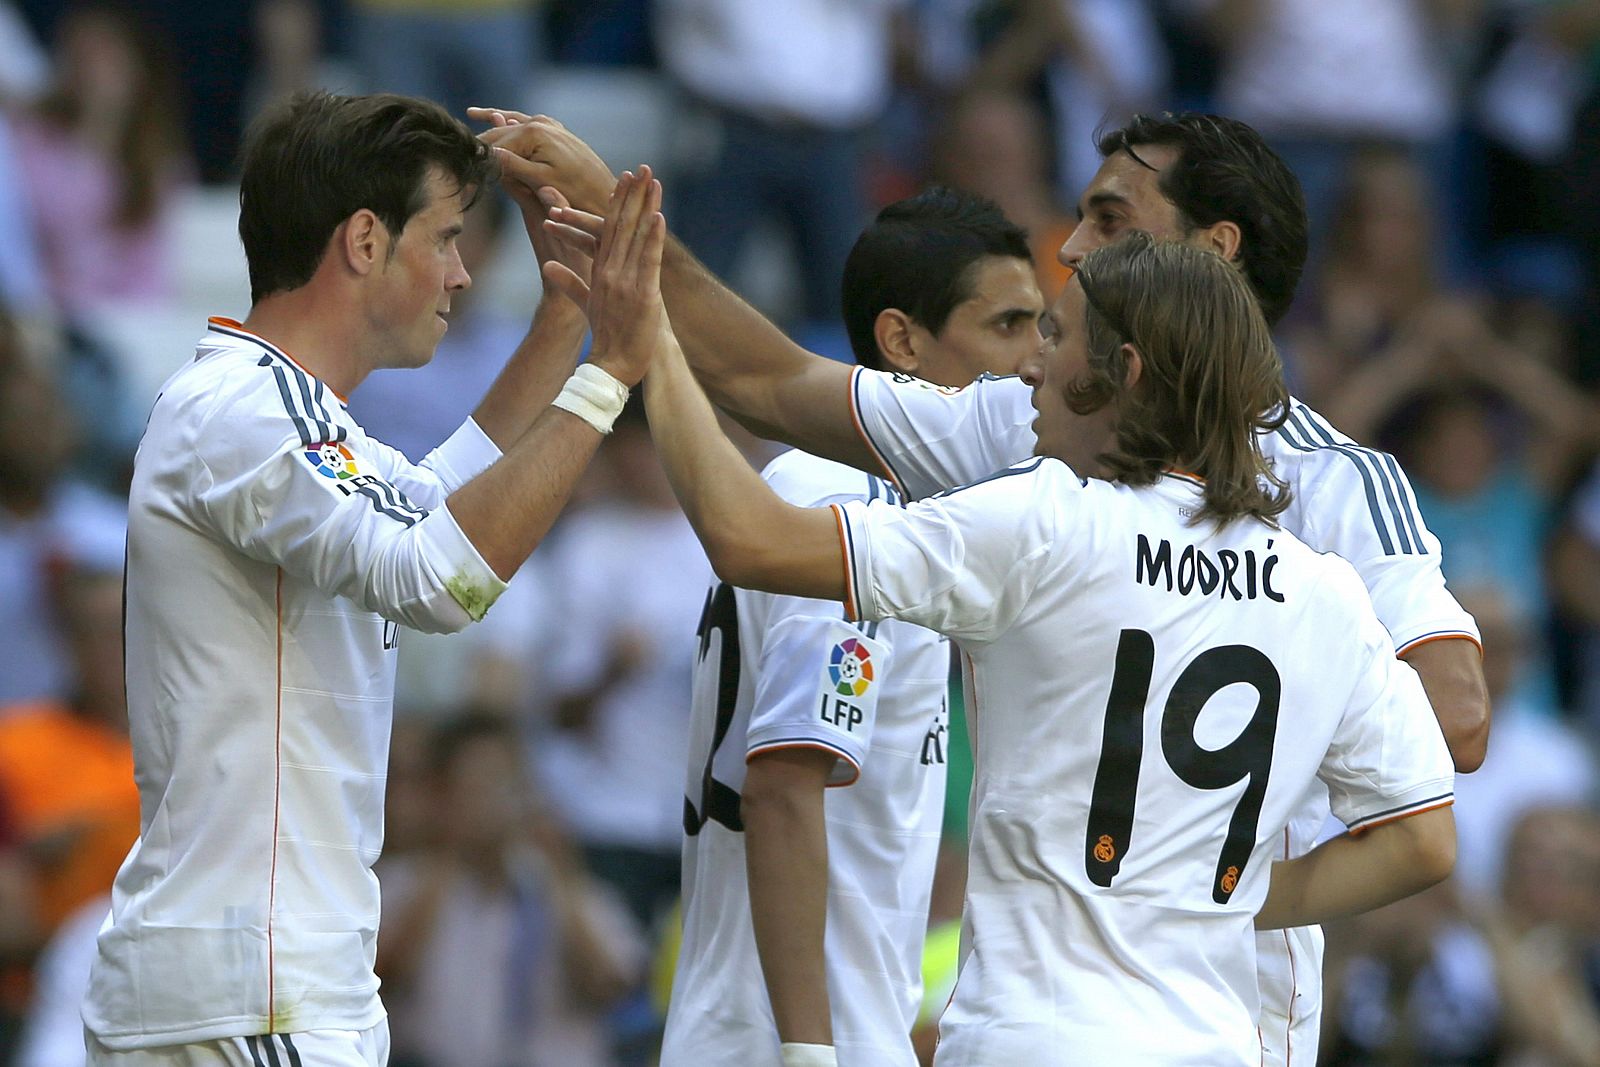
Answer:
[
  {"left": 551, "top": 363, "right": 630, "bottom": 434},
  {"left": 780, "top": 1043, "right": 837, "bottom": 1067}
]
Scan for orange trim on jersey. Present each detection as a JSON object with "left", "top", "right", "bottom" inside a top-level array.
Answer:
[
  {"left": 1348, "top": 798, "right": 1454, "bottom": 836},
  {"left": 1164, "top": 465, "right": 1206, "bottom": 482},
  {"left": 267, "top": 568, "right": 283, "bottom": 1029},
  {"left": 1396, "top": 632, "right": 1483, "bottom": 659},
  {"left": 745, "top": 741, "right": 861, "bottom": 788},
  {"left": 209, "top": 316, "right": 350, "bottom": 404},
  {"left": 831, "top": 504, "right": 859, "bottom": 621},
  {"left": 846, "top": 366, "right": 908, "bottom": 497}
]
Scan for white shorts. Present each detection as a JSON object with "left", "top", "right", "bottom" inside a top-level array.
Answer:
[{"left": 86, "top": 1021, "right": 390, "bottom": 1067}]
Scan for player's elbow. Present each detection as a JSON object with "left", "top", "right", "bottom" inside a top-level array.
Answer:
[
  {"left": 1402, "top": 637, "right": 1492, "bottom": 772},
  {"left": 1442, "top": 689, "right": 1491, "bottom": 773},
  {"left": 1401, "top": 808, "right": 1457, "bottom": 892},
  {"left": 702, "top": 528, "right": 769, "bottom": 591},
  {"left": 700, "top": 516, "right": 796, "bottom": 594}
]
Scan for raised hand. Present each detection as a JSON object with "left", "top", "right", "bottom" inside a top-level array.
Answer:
[
  {"left": 472, "top": 109, "right": 617, "bottom": 216},
  {"left": 542, "top": 165, "right": 667, "bottom": 388}
]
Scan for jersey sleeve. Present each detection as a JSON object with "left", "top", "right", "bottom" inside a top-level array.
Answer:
[
  {"left": 1317, "top": 573, "right": 1457, "bottom": 833},
  {"left": 357, "top": 417, "right": 502, "bottom": 510},
  {"left": 743, "top": 604, "right": 888, "bottom": 786},
  {"left": 187, "top": 384, "right": 506, "bottom": 634},
  {"left": 833, "top": 458, "right": 1062, "bottom": 643},
  {"left": 740, "top": 452, "right": 903, "bottom": 785},
  {"left": 1274, "top": 407, "right": 1480, "bottom": 655},
  {"left": 848, "top": 368, "right": 1037, "bottom": 500}
]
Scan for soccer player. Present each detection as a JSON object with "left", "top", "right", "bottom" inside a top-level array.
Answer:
[
  {"left": 663, "top": 188, "right": 1044, "bottom": 1067},
  {"left": 81, "top": 93, "right": 651, "bottom": 1066},
  {"left": 557, "top": 170, "right": 1457, "bottom": 1066},
  {"left": 487, "top": 108, "right": 1490, "bottom": 1065}
]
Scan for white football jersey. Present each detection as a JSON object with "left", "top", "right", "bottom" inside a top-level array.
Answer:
[
  {"left": 833, "top": 460, "right": 1456, "bottom": 1066},
  {"left": 84, "top": 319, "right": 505, "bottom": 1049},
  {"left": 663, "top": 451, "right": 949, "bottom": 1067},
  {"left": 849, "top": 368, "right": 1478, "bottom": 1064}
]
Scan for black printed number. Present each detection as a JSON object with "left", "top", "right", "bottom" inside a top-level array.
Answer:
[
  {"left": 1084, "top": 628, "right": 1280, "bottom": 903},
  {"left": 684, "top": 583, "right": 744, "bottom": 836}
]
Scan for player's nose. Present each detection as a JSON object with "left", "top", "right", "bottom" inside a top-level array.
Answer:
[{"left": 1058, "top": 227, "right": 1090, "bottom": 269}]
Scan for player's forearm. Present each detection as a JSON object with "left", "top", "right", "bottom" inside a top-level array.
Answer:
[
  {"left": 744, "top": 759, "right": 834, "bottom": 1046},
  {"left": 643, "top": 324, "right": 846, "bottom": 600},
  {"left": 660, "top": 236, "right": 874, "bottom": 469},
  {"left": 1255, "top": 807, "right": 1455, "bottom": 930},
  {"left": 447, "top": 404, "right": 606, "bottom": 580},
  {"left": 1402, "top": 637, "right": 1491, "bottom": 773},
  {"left": 470, "top": 295, "right": 588, "bottom": 450}
]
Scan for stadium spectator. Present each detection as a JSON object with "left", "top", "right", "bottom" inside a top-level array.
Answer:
[
  {"left": 348, "top": 0, "right": 541, "bottom": 126},
  {"left": 931, "top": 91, "right": 1075, "bottom": 297},
  {"left": 0, "top": 359, "right": 127, "bottom": 709},
  {"left": 1313, "top": 289, "right": 1598, "bottom": 711},
  {"left": 0, "top": 566, "right": 138, "bottom": 935},
  {"left": 1478, "top": 805, "right": 1600, "bottom": 1067},
  {"left": 1174, "top": 0, "right": 1472, "bottom": 248},
  {"left": 377, "top": 714, "right": 643, "bottom": 1067},
  {"left": 653, "top": 0, "right": 904, "bottom": 328},
  {"left": 1320, "top": 881, "right": 1504, "bottom": 1066},
  {"left": 1551, "top": 458, "right": 1600, "bottom": 734},
  {"left": 15, "top": 893, "right": 107, "bottom": 1067},
  {"left": 918, "top": 0, "right": 1169, "bottom": 201},
  {"left": 532, "top": 404, "right": 711, "bottom": 929},
  {"left": 1280, "top": 146, "right": 1447, "bottom": 404},
  {"left": 1450, "top": 586, "right": 1596, "bottom": 902},
  {"left": 11, "top": 2, "right": 190, "bottom": 318}
]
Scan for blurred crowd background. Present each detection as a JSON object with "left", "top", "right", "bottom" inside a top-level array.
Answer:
[{"left": 3, "top": 1, "right": 1600, "bottom": 1065}]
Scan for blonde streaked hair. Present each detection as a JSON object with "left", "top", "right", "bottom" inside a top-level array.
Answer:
[{"left": 1068, "top": 232, "right": 1291, "bottom": 526}]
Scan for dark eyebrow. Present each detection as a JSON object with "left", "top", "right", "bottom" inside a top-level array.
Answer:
[
  {"left": 1081, "top": 191, "right": 1132, "bottom": 220},
  {"left": 989, "top": 306, "right": 1040, "bottom": 325},
  {"left": 441, "top": 223, "right": 464, "bottom": 239}
]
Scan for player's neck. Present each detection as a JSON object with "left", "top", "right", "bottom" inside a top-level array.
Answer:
[{"left": 242, "top": 290, "right": 368, "bottom": 398}]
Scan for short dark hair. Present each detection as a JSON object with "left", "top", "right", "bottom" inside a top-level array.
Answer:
[
  {"left": 1098, "top": 114, "right": 1308, "bottom": 326},
  {"left": 238, "top": 92, "right": 494, "bottom": 304},
  {"left": 841, "top": 186, "right": 1032, "bottom": 370},
  {"left": 1070, "top": 232, "right": 1291, "bottom": 527}
]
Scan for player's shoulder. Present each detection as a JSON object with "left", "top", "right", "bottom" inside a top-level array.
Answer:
[
  {"left": 761, "top": 447, "right": 902, "bottom": 508},
  {"left": 159, "top": 322, "right": 348, "bottom": 459},
  {"left": 856, "top": 367, "right": 1030, "bottom": 406},
  {"left": 1260, "top": 397, "right": 1375, "bottom": 467}
]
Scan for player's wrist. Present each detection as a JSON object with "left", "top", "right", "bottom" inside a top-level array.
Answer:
[
  {"left": 780, "top": 1043, "right": 837, "bottom": 1067},
  {"left": 551, "top": 363, "right": 630, "bottom": 433}
]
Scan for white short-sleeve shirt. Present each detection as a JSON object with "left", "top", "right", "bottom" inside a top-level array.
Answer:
[
  {"left": 833, "top": 459, "right": 1455, "bottom": 1066},
  {"left": 663, "top": 450, "right": 949, "bottom": 1067}
]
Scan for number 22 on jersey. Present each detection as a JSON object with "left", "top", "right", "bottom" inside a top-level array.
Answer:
[{"left": 1085, "top": 628, "right": 1281, "bottom": 904}]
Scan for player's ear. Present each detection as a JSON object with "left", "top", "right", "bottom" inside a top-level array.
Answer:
[
  {"left": 341, "top": 209, "right": 384, "bottom": 277},
  {"left": 875, "top": 308, "right": 920, "bottom": 375},
  {"left": 1121, "top": 342, "right": 1144, "bottom": 391},
  {"left": 1197, "top": 219, "right": 1242, "bottom": 264}
]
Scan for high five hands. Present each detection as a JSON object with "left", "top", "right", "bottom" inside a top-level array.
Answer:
[{"left": 539, "top": 165, "right": 667, "bottom": 387}]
